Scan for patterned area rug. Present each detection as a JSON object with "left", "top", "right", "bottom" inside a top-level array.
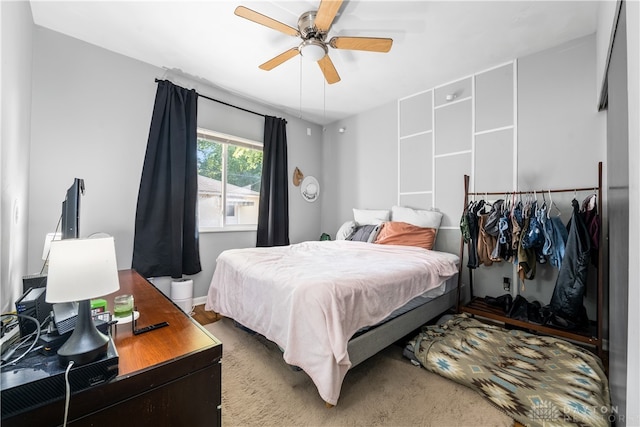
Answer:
[
  {"left": 205, "top": 317, "right": 513, "bottom": 426},
  {"left": 406, "top": 314, "right": 611, "bottom": 427}
]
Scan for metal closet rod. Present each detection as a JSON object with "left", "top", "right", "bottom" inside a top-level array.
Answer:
[{"left": 466, "top": 186, "right": 598, "bottom": 196}]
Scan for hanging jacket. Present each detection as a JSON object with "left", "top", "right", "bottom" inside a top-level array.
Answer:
[
  {"left": 581, "top": 194, "right": 600, "bottom": 267},
  {"left": 483, "top": 199, "right": 503, "bottom": 237},
  {"left": 465, "top": 200, "right": 484, "bottom": 269},
  {"left": 517, "top": 217, "right": 536, "bottom": 287},
  {"left": 547, "top": 216, "right": 569, "bottom": 268},
  {"left": 547, "top": 199, "right": 591, "bottom": 329},
  {"left": 477, "top": 213, "right": 498, "bottom": 266},
  {"left": 496, "top": 209, "right": 513, "bottom": 262}
]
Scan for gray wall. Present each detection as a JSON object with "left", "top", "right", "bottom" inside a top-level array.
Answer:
[
  {"left": 517, "top": 34, "right": 605, "bottom": 314},
  {"left": 321, "top": 101, "right": 399, "bottom": 236},
  {"left": 27, "top": 27, "right": 322, "bottom": 300},
  {"left": 322, "top": 34, "right": 605, "bottom": 312},
  {"left": 1, "top": 1, "right": 33, "bottom": 314}
]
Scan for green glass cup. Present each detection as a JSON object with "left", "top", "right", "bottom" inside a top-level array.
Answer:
[{"left": 113, "top": 294, "right": 134, "bottom": 318}]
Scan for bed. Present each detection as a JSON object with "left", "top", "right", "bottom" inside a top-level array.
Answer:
[{"left": 205, "top": 236, "right": 460, "bottom": 406}]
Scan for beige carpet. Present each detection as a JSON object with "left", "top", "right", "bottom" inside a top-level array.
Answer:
[{"left": 204, "top": 318, "right": 513, "bottom": 427}]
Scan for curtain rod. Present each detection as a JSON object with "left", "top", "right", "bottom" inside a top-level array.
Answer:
[{"left": 154, "top": 78, "right": 266, "bottom": 119}]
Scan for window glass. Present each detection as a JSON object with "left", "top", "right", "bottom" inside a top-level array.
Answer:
[{"left": 197, "top": 129, "right": 262, "bottom": 230}]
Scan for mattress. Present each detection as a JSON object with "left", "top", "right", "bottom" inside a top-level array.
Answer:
[{"left": 355, "top": 274, "right": 459, "bottom": 335}]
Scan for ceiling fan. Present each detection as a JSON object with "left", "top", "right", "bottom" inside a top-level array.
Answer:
[{"left": 235, "top": 0, "right": 393, "bottom": 84}]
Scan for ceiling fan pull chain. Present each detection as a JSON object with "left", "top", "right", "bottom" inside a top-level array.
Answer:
[{"left": 299, "top": 56, "right": 303, "bottom": 120}]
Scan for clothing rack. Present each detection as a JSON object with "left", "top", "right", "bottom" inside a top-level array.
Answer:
[
  {"left": 457, "top": 162, "right": 605, "bottom": 359},
  {"left": 465, "top": 186, "right": 598, "bottom": 196}
]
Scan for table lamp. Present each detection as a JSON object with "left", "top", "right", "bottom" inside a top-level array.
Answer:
[{"left": 46, "top": 236, "right": 120, "bottom": 366}]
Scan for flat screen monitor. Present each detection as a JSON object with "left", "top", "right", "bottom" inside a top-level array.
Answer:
[{"left": 61, "top": 178, "right": 84, "bottom": 239}]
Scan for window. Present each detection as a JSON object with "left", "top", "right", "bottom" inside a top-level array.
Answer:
[{"left": 197, "top": 128, "right": 263, "bottom": 230}]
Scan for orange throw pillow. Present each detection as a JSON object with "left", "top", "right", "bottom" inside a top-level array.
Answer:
[{"left": 375, "top": 221, "right": 436, "bottom": 250}]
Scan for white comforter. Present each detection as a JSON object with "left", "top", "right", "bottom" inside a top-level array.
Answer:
[{"left": 205, "top": 240, "right": 459, "bottom": 405}]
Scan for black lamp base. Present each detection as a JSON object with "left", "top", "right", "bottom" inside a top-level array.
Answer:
[{"left": 57, "top": 299, "right": 109, "bottom": 367}]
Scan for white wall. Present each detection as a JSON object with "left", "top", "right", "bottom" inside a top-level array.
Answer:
[
  {"left": 1, "top": 1, "right": 33, "bottom": 313},
  {"left": 321, "top": 101, "right": 399, "bottom": 237},
  {"left": 29, "top": 27, "right": 155, "bottom": 275},
  {"left": 596, "top": 0, "right": 620, "bottom": 101},
  {"left": 27, "top": 27, "right": 322, "bottom": 300},
  {"left": 517, "top": 34, "right": 605, "bottom": 310}
]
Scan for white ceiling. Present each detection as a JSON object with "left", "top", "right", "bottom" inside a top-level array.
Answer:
[{"left": 30, "top": 1, "right": 599, "bottom": 125}]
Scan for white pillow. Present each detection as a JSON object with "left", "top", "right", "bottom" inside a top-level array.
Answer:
[
  {"left": 336, "top": 221, "right": 357, "bottom": 240},
  {"left": 353, "top": 208, "right": 391, "bottom": 225},
  {"left": 391, "top": 205, "right": 443, "bottom": 229}
]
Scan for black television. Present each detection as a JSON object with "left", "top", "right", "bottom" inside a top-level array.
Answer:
[{"left": 61, "top": 178, "right": 84, "bottom": 239}]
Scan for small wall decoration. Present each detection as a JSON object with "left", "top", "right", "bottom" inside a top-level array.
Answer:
[
  {"left": 301, "top": 176, "right": 319, "bottom": 202},
  {"left": 293, "top": 167, "right": 304, "bottom": 186}
]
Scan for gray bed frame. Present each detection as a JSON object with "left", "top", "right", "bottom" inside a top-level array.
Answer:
[{"left": 348, "top": 273, "right": 460, "bottom": 368}]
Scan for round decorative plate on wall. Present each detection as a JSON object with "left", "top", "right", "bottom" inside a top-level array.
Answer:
[{"left": 301, "top": 176, "right": 319, "bottom": 202}]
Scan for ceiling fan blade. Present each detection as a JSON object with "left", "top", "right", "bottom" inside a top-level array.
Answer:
[
  {"left": 315, "top": 0, "right": 343, "bottom": 33},
  {"left": 235, "top": 6, "right": 299, "bottom": 37},
  {"left": 329, "top": 36, "right": 393, "bottom": 53},
  {"left": 318, "top": 55, "right": 341, "bottom": 84},
  {"left": 259, "top": 48, "right": 300, "bottom": 71}
]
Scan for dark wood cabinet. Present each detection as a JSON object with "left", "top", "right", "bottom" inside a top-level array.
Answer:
[{"left": 2, "top": 269, "right": 222, "bottom": 427}]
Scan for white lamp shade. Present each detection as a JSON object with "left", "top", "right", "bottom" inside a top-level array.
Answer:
[
  {"left": 301, "top": 44, "right": 325, "bottom": 61},
  {"left": 46, "top": 237, "right": 120, "bottom": 303},
  {"left": 299, "top": 39, "right": 327, "bottom": 62}
]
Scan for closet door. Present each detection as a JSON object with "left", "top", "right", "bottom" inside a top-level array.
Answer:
[{"left": 606, "top": 1, "right": 629, "bottom": 417}]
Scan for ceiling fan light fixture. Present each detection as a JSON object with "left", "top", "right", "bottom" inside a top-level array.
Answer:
[{"left": 299, "top": 39, "right": 327, "bottom": 61}]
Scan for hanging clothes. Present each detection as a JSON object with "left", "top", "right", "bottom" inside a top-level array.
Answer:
[
  {"left": 546, "top": 216, "right": 569, "bottom": 268},
  {"left": 496, "top": 207, "right": 513, "bottom": 262},
  {"left": 581, "top": 193, "right": 600, "bottom": 268},
  {"left": 517, "top": 217, "right": 537, "bottom": 287},
  {"left": 483, "top": 199, "right": 503, "bottom": 237},
  {"left": 483, "top": 199, "right": 504, "bottom": 263},
  {"left": 547, "top": 199, "right": 591, "bottom": 329},
  {"left": 510, "top": 201, "right": 523, "bottom": 254},
  {"left": 464, "top": 200, "right": 484, "bottom": 269},
  {"left": 477, "top": 213, "right": 498, "bottom": 266},
  {"left": 534, "top": 202, "right": 548, "bottom": 264},
  {"left": 521, "top": 201, "right": 544, "bottom": 250}
]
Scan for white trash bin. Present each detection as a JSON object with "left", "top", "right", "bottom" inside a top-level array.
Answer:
[{"left": 170, "top": 279, "right": 193, "bottom": 315}]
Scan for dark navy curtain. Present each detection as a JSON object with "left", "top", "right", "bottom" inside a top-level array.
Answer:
[
  {"left": 132, "top": 80, "right": 201, "bottom": 278},
  {"left": 256, "top": 116, "right": 290, "bottom": 247}
]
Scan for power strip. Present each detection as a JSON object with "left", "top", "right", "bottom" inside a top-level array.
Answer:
[{"left": 1, "top": 326, "right": 21, "bottom": 355}]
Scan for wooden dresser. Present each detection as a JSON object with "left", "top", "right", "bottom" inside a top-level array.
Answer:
[{"left": 3, "top": 269, "right": 222, "bottom": 427}]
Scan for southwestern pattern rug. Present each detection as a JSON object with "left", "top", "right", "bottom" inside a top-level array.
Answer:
[{"left": 406, "top": 314, "right": 611, "bottom": 427}]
